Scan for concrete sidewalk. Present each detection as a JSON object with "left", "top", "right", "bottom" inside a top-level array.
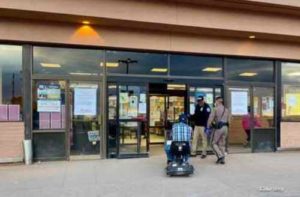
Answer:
[{"left": 0, "top": 152, "right": 300, "bottom": 197}]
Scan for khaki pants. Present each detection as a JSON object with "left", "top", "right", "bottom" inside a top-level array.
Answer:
[
  {"left": 191, "top": 126, "right": 207, "bottom": 155},
  {"left": 212, "top": 126, "right": 228, "bottom": 159}
]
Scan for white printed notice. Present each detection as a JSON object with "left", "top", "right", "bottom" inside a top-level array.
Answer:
[
  {"left": 38, "top": 100, "right": 61, "bottom": 112},
  {"left": 74, "top": 88, "right": 97, "bottom": 116},
  {"left": 231, "top": 91, "right": 248, "bottom": 115}
]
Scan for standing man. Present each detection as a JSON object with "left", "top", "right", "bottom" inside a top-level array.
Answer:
[
  {"left": 191, "top": 96, "right": 211, "bottom": 159},
  {"left": 207, "top": 96, "right": 230, "bottom": 164}
]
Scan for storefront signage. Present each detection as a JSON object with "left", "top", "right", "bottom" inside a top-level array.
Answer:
[
  {"left": 37, "top": 84, "right": 61, "bottom": 112},
  {"left": 285, "top": 93, "right": 300, "bottom": 115},
  {"left": 231, "top": 91, "right": 248, "bottom": 115},
  {"left": 74, "top": 88, "right": 97, "bottom": 116}
]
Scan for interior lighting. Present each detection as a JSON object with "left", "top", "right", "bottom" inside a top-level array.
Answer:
[
  {"left": 239, "top": 72, "right": 257, "bottom": 77},
  {"left": 40, "top": 63, "right": 61, "bottom": 68}
]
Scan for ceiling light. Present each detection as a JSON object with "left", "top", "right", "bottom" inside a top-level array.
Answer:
[
  {"left": 167, "top": 84, "right": 186, "bottom": 90},
  {"left": 239, "top": 72, "right": 257, "bottom": 77},
  {"left": 106, "top": 62, "right": 119, "bottom": 68},
  {"left": 82, "top": 20, "right": 90, "bottom": 25},
  {"left": 40, "top": 63, "right": 61, "bottom": 68},
  {"left": 69, "top": 72, "right": 97, "bottom": 76},
  {"left": 249, "top": 35, "right": 256, "bottom": 39},
  {"left": 287, "top": 72, "right": 300, "bottom": 76},
  {"left": 151, "top": 68, "right": 168, "bottom": 72},
  {"left": 202, "top": 67, "right": 222, "bottom": 72}
]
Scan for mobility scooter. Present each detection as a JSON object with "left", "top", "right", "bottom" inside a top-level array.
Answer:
[{"left": 166, "top": 141, "right": 194, "bottom": 176}]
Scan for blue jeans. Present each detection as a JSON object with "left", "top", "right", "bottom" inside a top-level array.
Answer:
[
  {"left": 165, "top": 141, "right": 190, "bottom": 162},
  {"left": 165, "top": 142, "right": 173, "bottom": 162}
]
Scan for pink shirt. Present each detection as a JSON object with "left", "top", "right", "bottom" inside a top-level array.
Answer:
[{"left": 242, "top": 114, "right": 262, "bottom": 130}]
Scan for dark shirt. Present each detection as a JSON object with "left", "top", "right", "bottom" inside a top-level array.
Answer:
[{"left": 192, "top": 103, "right": 211, "bottom": 127}]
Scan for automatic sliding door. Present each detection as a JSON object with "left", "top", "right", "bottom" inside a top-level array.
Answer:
[{"left": 117, "top": 85, "right": 148, "bottom": 157}]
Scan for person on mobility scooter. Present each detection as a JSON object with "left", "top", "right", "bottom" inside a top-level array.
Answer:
[{"left": 165, "top": 114, "right": 194, "bottom": 176}]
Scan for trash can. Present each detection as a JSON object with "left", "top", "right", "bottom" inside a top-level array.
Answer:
[{"left": 23, "top": 139, "right": 32, "bottom": 165}]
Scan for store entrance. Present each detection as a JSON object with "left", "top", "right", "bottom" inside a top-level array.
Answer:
[{"left": 149, "top": 83, "right": 187, "bottom": 144}]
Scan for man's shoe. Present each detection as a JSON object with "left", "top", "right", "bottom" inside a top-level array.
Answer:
[
  {"left": 219, "top": 157, "right": 225, "bottom": 165},
  {"left": 216, "top": 157, "right": 224, "bottom": 164},
  {"left": 201, "top": 155, "right": 207, "bottom": 159}
]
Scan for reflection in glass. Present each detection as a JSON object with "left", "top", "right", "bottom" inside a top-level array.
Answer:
[
  {"left": 170, "top": 55, "right": 223, "bottom": 77},
  {"left": 227, "top": 58, "right": 274, "bottom": 82},
  {"left": 0, "top": 45, "right": 23, "bottom": 121},
  {"left": 106, "top": 51, "right": 168, "bottom": 75},
  {"left": 33, "top": 47, "right": 104, "bottom": 75}
]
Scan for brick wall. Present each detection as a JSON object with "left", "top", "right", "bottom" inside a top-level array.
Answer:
[
  {"left": 0, "top": 122, "right": 24, "bottom": 163},
  {"left": 281, "top": 122, "right": 300, "bottom": 149}
]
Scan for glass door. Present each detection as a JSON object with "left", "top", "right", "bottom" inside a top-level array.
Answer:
[
  {"left": 69, "top": 81, "right": 101, "bottom": 156},
  {"left": 149, "top": 95, "right": 166, "bottom": 143},
  {"left": 227, "top": 87, "right": 251, "bottom": 153},
  {"left": 117, "top": 85, "right": 148, "bottom": 158},
  {"left": 227, "top": 86, "right": 275, "bottom": 153},
  {"left": 251, "top": 87, "right": 275, "bottom": 152}
]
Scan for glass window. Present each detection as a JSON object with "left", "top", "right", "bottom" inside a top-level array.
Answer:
[
  {"left": 0, "top": 45, "right": 23, "bottom": 121},
  {"left": 227, "top": 58, "right": 274, "bottom": 82},
  {"left": 282, "top": 62, "right": 300, "bottom": 83},
  {"left": 33, "top": 47, "right": 104, "bottom": 76},
  {"left": 281, "top": 62, "right": 300, "bottom": 121},
  {"left": 32, "top": 80, "right": 66, "bottom": 130},
  {"left": 282, "top": 85, "right": 300, "bottom": 121},
  {"left": 106, "top": 51, "right": 168, "bottom": 75},
  {"left": 170, "top": 55, "right": 223, "bottom": 77}
]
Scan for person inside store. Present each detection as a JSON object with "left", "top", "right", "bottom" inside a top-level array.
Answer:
[
  {"left": 164, "top": 113, "right": 192, "bottom": 164},
  {"left": 207, "top": 96, "right": 230, "bottom": 165},
  {"left": 190, "top": 96, "right": 211, "bottom": 159},
  {"left": 241, "top": 106, "right": 262, "bottom": 147}
]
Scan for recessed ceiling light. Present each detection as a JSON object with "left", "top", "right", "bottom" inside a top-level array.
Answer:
[
  {"left": 106, "top": 62, "right": 119, "bottom": 68},
  {"left": 202, "top": 67, "right": 222, "bottom": 72},
  {"left": 40, "top": 63, "right": 61, "bottom": 68},
  {"left": 249, "top": 35, "right": 256, "bottom": 39},
  {"left": 239, "top": 72, "right": 257, "bottom": 77},
  {"left": 69, "top": 72, "right": 97, "bottom": 76},
  {"left": 82, "top": 20, "right": 90, "bottom": 25},
  {"left": 151, "top": 68, "right": 168, "bottom": 72},
  {"left": 287, "top": 72, "right": 300, "bottom": 76}
]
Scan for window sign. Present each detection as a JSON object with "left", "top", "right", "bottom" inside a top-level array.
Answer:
[
  {"left": 74, "top": 88, "right": 97, "bottom": 116},
  {"left": 285, "top": 93, "right": 300, "bottom": 116},
  {"left": 262, "top": 96, "right": 274, "bottom": 116},
  {"left": 231, "top": 91, "right": 248, "bottom": 115},
  {"left": 37, "top": 84, "right": 61, "bottom": 112}
]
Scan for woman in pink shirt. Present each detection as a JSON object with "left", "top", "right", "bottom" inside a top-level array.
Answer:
[{"left": 242, "top": 106, "right": 262, "bottom": 146}]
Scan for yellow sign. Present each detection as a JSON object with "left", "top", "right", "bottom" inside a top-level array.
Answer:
[{"left": 285, "top": 93, "right": 300, "bottom": 115}]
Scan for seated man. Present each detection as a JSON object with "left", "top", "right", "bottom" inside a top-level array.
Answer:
[{"left": 165, "top": 114, "right": 192, "bottom": 164}]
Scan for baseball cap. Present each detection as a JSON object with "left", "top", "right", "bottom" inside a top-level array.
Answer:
[
  {"left": 197, "top": 96, "right": 204, "bottom": 101},
  {"left": 179, "top": 113, "right": 188, "bottom": 123}
]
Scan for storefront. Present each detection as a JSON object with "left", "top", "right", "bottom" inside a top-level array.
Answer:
[{"left": 1, "top": 0, "right": 300, "bottom": 162}]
